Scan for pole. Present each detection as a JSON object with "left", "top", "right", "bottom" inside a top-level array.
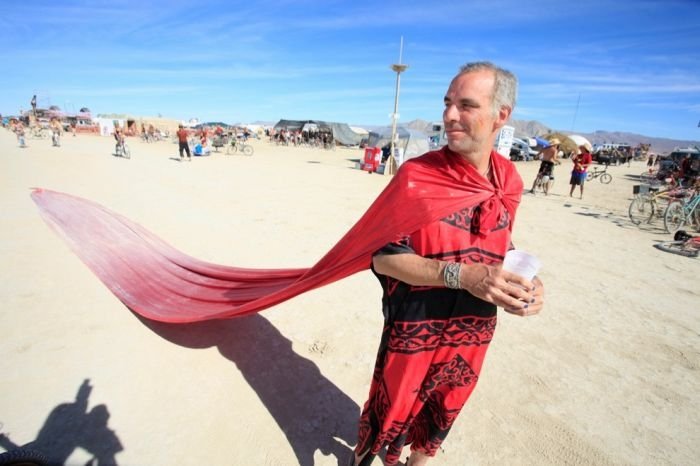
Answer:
[
  {"left": 571, "top": 93, "right": 581, "bottom": 132},
  {"left": 388, "top": 37, "right": 408, "bottom": 175}
]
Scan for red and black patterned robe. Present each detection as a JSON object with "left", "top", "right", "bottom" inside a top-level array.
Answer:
[{"left": 355, "top": 148, "right": 519, "bottom": 465}]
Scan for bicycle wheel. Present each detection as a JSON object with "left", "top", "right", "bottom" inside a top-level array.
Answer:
[
  {"left": 241, "top": 144, "right": 254, "bottom": 156},
  {"left": 226, "top": 144, "right": 237, "bottom": 155},
  {"left": 628, "top": 196, "right": 655, "bottom": 225},
  {"left": 123, "top": 144, "right": 131, "bottom": 159},
  {"left": 0, "top": 447, "right": 49, "bottom": 465},
  {"left": 586, "top": 172, "right": 593, "bottom": 181},
  {"left": 690, "top": 206, "right": 700, "bottom": 232},
  {"left": 639, "top": 171, "right": 653, "bottom": 183},
  {"left": 600, "top": 173, "right": 612, "bottom": 184},
  {"left": 654, "top": 241, "right": 699, "bottom": 258},
  {"left": 663, "top": 201, "right": 686, "bottom": 234}
]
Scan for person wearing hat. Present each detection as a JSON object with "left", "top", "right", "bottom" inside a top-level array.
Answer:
[
  {"left": 529, "top": 137, "right": 560, "bottom": 195},
  {"left": 176, "top": 124, "right": 192, "bottom": 161},
  {"left": 569, "top": 144, "right": 592, "bottom": 198}
]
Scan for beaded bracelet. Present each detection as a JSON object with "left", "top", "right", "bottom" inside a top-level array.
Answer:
[{"left": 443, "top": 262, "right": 462, "bottom": 289}]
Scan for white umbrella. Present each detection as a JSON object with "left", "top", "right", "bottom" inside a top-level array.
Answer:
[{"left": 568, "top": 134, "right": 592, "bottom": 152}]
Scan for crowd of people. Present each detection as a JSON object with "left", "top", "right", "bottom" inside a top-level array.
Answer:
[
  {"left": 139, "top": 123, "right": 169, "bottom": 143},
  {"left": 269, "top": 126, "right": 335, "bottom": 149}
]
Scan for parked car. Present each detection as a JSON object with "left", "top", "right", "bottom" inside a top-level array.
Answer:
[
  {"left": 510, "top": 138, "right": 537, "bottom": 161},
  {"left": 593, "top": 143, "right": 632, "bottom": 165}
]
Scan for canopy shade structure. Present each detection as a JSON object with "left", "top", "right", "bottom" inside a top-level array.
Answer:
[{"left": 274, "top": 119, "right": 363, "bottom": 146}]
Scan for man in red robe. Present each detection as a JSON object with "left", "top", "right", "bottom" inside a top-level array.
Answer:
[
  {"left": 351, "top": 62, "right": 546, "bottom": 466},
  {"left": 30, "top": 61, "right": 546, "bottom": 466}
]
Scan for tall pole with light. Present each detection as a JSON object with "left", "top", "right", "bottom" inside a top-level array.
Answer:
[{"left": 388, "top": 37, "right": 408, "bottom": 175}]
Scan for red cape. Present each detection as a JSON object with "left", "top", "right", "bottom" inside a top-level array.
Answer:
[{"left": 32, "top": 148, "right": 523, "bottom": 323}]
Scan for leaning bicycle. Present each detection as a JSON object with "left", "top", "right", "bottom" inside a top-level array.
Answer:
[
  {"left": 30, "top": 126, "right": 48, "bottom": 140},
  {"left": 225, "top": 138, "right": 253, "bottom": 156},
  {"left": 586, "top": 166, "right": 612, "bottom": 184},
  {"left": 628, "top": 185, "right": 689, "bottom": 227},
  {"left": 663, "top": 191, "right": 700, "bottom": 234}
]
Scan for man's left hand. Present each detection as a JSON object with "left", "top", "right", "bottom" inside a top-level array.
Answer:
[{"left": 504, "top": 276, "right": 544, "bottom": 317}]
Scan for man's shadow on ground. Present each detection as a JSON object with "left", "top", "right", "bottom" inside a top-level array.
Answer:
[
  {"left": 141, "top": 314, "right": 359, "bottom": 466},
  {"left": 0, "top": 379, "right": 123, "bottom": 465}
]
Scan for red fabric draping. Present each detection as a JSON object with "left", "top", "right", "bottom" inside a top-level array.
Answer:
[{"left": 31, "top": 148, "right": 522, "bottom": 323}]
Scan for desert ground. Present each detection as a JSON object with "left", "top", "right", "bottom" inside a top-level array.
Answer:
[{"left": 1, "top": 129, "right": 698, "bottom": 466}]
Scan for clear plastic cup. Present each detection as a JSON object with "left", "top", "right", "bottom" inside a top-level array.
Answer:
[{"left": 502, "top": 250, "right": 541, "bottom": 281}]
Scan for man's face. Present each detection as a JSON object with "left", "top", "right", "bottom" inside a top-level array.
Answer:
[{"left": 443, "top": 69, "right": 508, "bottom": 157}]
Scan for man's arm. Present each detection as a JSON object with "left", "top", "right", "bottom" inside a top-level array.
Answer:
[{"left": 373, "top": 253, "right": 544, "bottom": 316}]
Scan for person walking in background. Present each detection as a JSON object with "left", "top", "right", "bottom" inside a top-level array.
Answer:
[
  {"left": 569, "top": 144, "right": 593, "bottom": 198},
  {"left": 176, "top": 124, "right": 191, "bottom": 161},
  {"left": 646, "top": 153, "right": 656, "bottom": 173},
  {"left": 350, "top": 61, "right": 545, "bottom": 466}
]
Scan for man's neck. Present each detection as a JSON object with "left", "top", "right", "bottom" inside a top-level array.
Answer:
[{"left": 454, "top": 149, "right": 492, "bottom": 174}]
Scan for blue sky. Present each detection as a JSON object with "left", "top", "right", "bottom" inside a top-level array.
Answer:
[{"left": 2, "top": 0, "right": 699, "bottom": 141}]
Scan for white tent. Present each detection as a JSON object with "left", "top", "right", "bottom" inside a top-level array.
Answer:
[
  {"left": 367, "top": 127, "right": 431, "bottom": 166},
  {"left": 93, "top": 117, "right": 123, "bottom": 137},
  {"left": 349, "top": 126, "right": 369, "bottom": 136}
]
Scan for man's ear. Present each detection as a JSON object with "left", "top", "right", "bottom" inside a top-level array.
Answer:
[{"left": 493, "top": 105, "right": 512, "bottom": 131}]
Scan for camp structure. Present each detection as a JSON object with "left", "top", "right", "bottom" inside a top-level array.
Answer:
[
  {"left": 273, "top": 119, "right": 364, "bottom": 146},
  {"left": 22, "top": 105, "right": 97, "bottom": 133},
  {"left": 367, "top": 126, "right": 431, "bottom": 166},
  {"left": 94, "top": 114, "right": 182, "bottom": 137}
]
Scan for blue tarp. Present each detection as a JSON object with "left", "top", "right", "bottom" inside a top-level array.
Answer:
[{"left": 535, "top": 136, "right": 551, "bottom": 147}]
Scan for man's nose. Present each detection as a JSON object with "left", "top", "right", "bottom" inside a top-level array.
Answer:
[{"left": 443, "top": 104, "right": 458, "bottom": 122}]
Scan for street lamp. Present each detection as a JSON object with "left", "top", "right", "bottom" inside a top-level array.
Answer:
[{"left": 388, "top": 37, "right": 408, "bottom": 175}]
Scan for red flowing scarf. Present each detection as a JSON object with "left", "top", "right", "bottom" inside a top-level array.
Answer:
[{"left": 32, "top": 148, "right": 522, "bottom": 323}]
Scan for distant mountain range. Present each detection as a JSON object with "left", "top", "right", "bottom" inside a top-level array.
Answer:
[{"left": 405, "top": 118, "right": 700, "bottom": 154}]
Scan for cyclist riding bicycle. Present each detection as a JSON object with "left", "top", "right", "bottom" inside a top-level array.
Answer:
[
  {"left": 529, "top": 138, "right": 561, "bottom": 195},
  {"left": 50, "top": 118, "right": 62, "bottom": 147},
  {"left": 114, "top": 126, "right": 125, "bottom": 153}
]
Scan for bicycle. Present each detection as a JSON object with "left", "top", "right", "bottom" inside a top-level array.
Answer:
[
  {"left": 51, "top": 131, "right": 61, "bottom": 147},
  {"left": 586, "top": 166, "right": 612, "bottom": 184},
  {"left": 30, "top": 126, "right": 48, "bottom": 139},
  {"left": 225, "top": 138, "right": 254, "bottom": 156},
  {"left": 628, "top": 184, "right": 689, "bottom": 227},
  {"left": 114, "top": 140, "right": 131, "bottom": 159},
  {"left": 654, "top": 230, "right": 700, "bottom": 258},
  {"left": 663, "top": 191, "right": 700, "bottom": 234},
  {"left": 0, "top": 426, "right": 49, "bottom": 466}
]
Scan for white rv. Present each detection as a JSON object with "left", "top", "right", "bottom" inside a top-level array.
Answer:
[{"left": 428, "top": 122, "right": 446, "bottom": 148}]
